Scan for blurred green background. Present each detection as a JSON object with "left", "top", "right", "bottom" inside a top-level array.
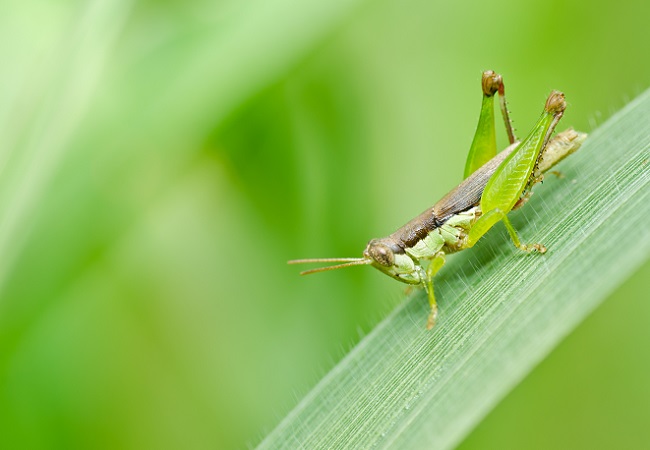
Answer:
[{"left": 0, "top": 0, "right": 648, "bottom": 449}]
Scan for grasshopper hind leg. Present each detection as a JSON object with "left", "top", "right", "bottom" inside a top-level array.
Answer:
[
  {"left": 467, "top": 91, "right": 566, "bottom": 253},
  {"left": 464, "top": 70, "right": 518, "bottom": 179}
]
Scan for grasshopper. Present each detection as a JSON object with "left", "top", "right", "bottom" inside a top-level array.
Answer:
[{"left": 289, "top": 71, "right": 586, "bottom": 330}]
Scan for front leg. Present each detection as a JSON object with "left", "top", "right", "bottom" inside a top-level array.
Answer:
[{"left": 424, "top": 252, "right": 446, "bottom": 330}]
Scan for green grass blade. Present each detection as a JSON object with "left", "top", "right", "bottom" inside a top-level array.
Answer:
[{"left": 258, "top": 89, "right": 650, "bottom": 449}]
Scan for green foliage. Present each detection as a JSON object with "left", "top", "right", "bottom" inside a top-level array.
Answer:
[
  {"left": 0, "top": 1, "right": 649, "bottom": 449},
  {"left": 258, "top": 92, "right": 650, "bottom": 448}
]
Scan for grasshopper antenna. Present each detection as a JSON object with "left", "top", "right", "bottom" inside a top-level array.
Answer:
[{"left": 287, "top": 257, "right": 372, "bottom": 275}]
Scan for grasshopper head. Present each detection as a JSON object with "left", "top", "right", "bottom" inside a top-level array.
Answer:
[
  {"left": 363, "top": 238, "right": 421, "bottom": 285},
  {"left": 288, "top": 238, "right": 421, "bottom": 285},
  {"left": 363, "top": 239, "right": 396, "bottom": 267}
]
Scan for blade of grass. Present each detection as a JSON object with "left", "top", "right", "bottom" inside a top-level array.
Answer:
[{"left": 257, "top": 89, "right": 650, "bottom": 449}]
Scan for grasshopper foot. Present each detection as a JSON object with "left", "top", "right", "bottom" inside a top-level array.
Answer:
[
  {"left": 521, "top": 243, "right": 547, "bottom": 254},
  {"left": 426, "top": 304, "right": 438, "bottom": 330}
]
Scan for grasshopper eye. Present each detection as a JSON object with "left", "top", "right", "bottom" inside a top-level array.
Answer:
[{"left": 365, "top": 241, "right": 395, "bottom": 267}]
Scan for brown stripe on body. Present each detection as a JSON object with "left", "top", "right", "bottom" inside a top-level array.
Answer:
[
  {"left": 390, "top": 141, "right": 519, "bottom": 249},
  {"left": 389, "top": 208, "right": 440, "bottom": 249}
]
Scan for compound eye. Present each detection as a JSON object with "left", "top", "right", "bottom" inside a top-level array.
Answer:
[{"left": 369, "top": 243, "right": 395, "bottom": 267}]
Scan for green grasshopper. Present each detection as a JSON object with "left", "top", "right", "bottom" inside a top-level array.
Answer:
[{"left": 289, "top": 71, "right": 586, "bottom": 329}]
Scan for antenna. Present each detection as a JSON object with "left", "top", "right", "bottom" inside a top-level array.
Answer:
[{"left": 287, "top": 257, "right": 372, "bottom": 275}]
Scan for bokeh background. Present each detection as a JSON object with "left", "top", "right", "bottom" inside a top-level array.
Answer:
[{"left": 0, "top": 0, "right": 648, "bottom": 449}]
